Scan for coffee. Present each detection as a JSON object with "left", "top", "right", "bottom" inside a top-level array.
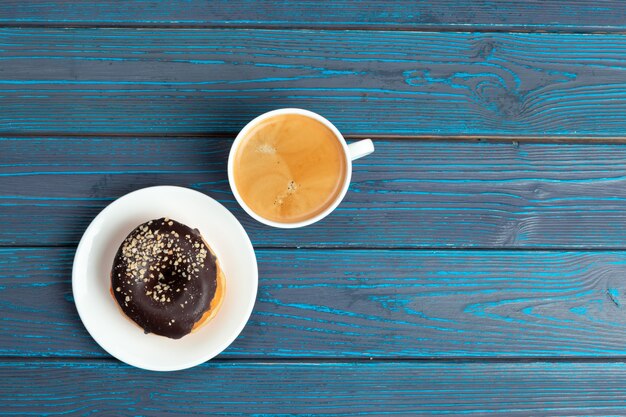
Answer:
[{"left": 232, "top": 114, "right": 347, "bottom": 223}]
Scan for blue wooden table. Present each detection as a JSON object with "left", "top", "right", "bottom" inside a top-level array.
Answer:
[{"left": 4, "top": 2, "right": 626, "bottom": 415}]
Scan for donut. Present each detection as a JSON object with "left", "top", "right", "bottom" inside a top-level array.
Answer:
[{"left": 110, "top": 217, "right": 225, "bottom": 339}]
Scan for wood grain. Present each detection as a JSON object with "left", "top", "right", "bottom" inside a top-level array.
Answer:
[
  {"left": 4, "top": 29, "right": 626, "bottom": 137},
  {"left": 5, "top": 247, "right": 626, "bottom": 358},
  {"left": 6, "top": 138, "right": 626, "bottom": 248},
  {"left": 4, "top": 3, "right": 625, "bottom": 415},
  {"left": 2, "top": 360, "right": 626, "bottom": 416},
  {"left": 1, "top": 1, "right": 625, "bottom": 30}
]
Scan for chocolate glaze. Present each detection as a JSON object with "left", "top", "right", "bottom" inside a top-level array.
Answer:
[{"left": 111, "top": 217, "right": 217, "bottom": 339}]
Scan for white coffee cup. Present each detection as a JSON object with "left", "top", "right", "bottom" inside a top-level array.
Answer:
[{"left": 228, "top": 108, "right": 375, "bottom": 228}]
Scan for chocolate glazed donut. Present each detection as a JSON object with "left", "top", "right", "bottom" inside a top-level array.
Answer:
[{"left": 111, "top": 218, "right": 222, "bottom": 339}]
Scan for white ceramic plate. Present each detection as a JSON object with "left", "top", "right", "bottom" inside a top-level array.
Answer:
[{"left": 72, "top": 186, "right": 258, "bottom": 371}]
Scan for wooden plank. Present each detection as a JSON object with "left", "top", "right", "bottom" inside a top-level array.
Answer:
[
  {"left": 1, "top": 1, "right": 625, "bottom": 30},
  {"left": 5, "top": 138, "right": 626, "bottom": 248},
  {"left": 3, "top": 29, "right": 626, "bottom": 137},
  {"left": 2, "top": 360, "right": 626, "bottom": 416},
  {"left": 4, "top": 247, "right": 626, "bottom": 358}
]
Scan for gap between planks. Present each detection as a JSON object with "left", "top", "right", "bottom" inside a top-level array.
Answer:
[
  {"left": 7, "top": 245, "right": 626, "bottom": 251},
  {"left": 4, "top": 356, "right": 626, "bottom": 364},
  {"left": 0, "top": 22, "right": 626, "bottom": 34},
  {"left": 5, "top": 132, "right": 626, "bottom": 144}
]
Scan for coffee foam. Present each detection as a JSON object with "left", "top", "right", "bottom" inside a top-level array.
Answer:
[{"left": 233, "top": 114, "right": 346, "bottom": 223}]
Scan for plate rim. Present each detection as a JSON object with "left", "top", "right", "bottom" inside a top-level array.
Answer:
[{"left": 72, "top": 185, "right": 258, "bottom": 371}]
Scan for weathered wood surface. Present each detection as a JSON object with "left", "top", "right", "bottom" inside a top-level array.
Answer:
[
  {"left": 5, "top": 138, "right": 626, "bottom": 248},
  {"left": 4, "top": 29, "right": 626, "bottom": 137},
  {"left": 2, "top": 360, "right": 626, "bottom": 416},
  {"left": 5, "top": 2, "right": 626, "bottom": 413},
  {"left": 1, "top": 1, "right": 625, "bottom": 31},
  {"left": 4, "top": 247, "right": 626, "bottom": 358}
]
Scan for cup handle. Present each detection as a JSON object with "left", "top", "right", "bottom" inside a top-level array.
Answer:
[{"left": 347, "top": 139, "right": 375, "bottom": 161}]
